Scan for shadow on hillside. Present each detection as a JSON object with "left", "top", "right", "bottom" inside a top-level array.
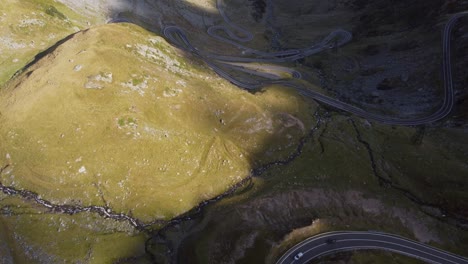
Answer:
[
  {"left": 103, "top": 0, "right": 321, "bottom": 263},
  {"left": 107, "top": 0, "right": 259, "bottom": 51},
  {"left": 2, "top": 0, "right": 468, "bottom": 263},
  {"left": 105, "top": 0, "right": 316, "bottom": 186},
  {"left": 101, "top": 0, "right": 468, "bottom": 263}
]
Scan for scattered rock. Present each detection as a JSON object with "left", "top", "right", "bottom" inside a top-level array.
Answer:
[
  {"left": 78, "top": 166, "right": 87, "bottom": 174},
  {"left": 163, "top": 87, "right": 182, "bottom": 97},
  {"left": 0, "top": 37, "right": 26, "bottom": 49},
  {"left": 120, "top": 77, "right": 148, "bottom": 96},
  {"left": 135, "top": 44, "right": 185, "bottom": 74},
  {"left": 73, "top": 65, "right": 82, "bottom": 72},
  {"left": 84, "top": 72, "right": 113, "bottom": 89},
  {"left": 19, "top": 19, "right": 45, "bottom": 28}
]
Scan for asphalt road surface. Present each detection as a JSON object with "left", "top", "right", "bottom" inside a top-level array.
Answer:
[
  {"left": 160, "top": 3, "right": 467, "bottom": 126},
  {"left": 109, "top": 1, "right": 466, "bottom": 125},
  {"left": 276, "top": 231, "right": 468, "bottom": 264}
]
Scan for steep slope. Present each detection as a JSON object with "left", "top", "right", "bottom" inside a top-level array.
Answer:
[
  {"left": 0, "top": 22, "right": 313, "bottom": 220},
  {"left": 0, "top": 0, "right": 107, "bottom": 86},
  {"left": 1, "top": 0, "right": 467, "bottom": 262},
  {"left": 0, "top": 22, "right": 314, "bottom": 262}
]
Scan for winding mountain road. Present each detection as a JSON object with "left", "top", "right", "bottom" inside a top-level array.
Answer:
[
  {"left": 276, "top": 231, "right": 468, "bottom": 264},
  {"left": 161, "top": 1, "right": 467, "bottom": 126},
  {"left": 101, "top": 4, "right": 468, "bottom": 261}
]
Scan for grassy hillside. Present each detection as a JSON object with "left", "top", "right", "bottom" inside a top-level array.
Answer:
[
  {"left": 0, "top": 22, "right": 314, "bottom": 221},
  {"left": 0, "top": 20, "right": 316, "bottom": 262},
  {"left": 1, "top": 0, "right": 467, "bottom": 263},
  {"left": 0, "top": 0, "right": 106, "bottom": 86}
]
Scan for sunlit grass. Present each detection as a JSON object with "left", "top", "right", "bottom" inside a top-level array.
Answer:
[
  {"left": 0, "top": 0, "right": 105, "bottom": 86},
  {"left": 0, "top": 195, "right": 145, "bottom": 262},
  {"left": 0, "top": 23, "right": 314, "bottom": 221}
]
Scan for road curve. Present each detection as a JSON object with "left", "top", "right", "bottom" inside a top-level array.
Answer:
[
  {"left": 207, "top": 0, "right": 253, "bottom": 43},
  {"left": 276, "top": 231, "right": 468, "bottom": 264},
  {"left": 161, "top": 2, "right": 467, "bottom": 126},
  {"left": 112, "top": 3, "right": 465, "bottom": 125}
]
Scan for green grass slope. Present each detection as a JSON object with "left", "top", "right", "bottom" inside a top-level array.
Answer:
[
  {"left": 0, "top": 0, "right": 104, "bottom": 86},
  {"left": 0, "top": 23, "right": 314, "bottom": 221}
]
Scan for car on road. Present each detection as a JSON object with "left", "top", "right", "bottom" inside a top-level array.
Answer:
[
  {"left": 326, "top": 239, "right": 337, "bottom": 244},
  {"left": 294, "top": 252, "right": 304, "bottom": 260}
]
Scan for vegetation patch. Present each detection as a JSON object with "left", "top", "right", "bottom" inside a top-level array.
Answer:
[
  {"left": 44, "top": 5, "right": 67, "bottom": 20},
  {"left": 0, "top": 24, "right": 314, "bottom": 224},
  {"left": 0, "top": 0, "right": 97, "bottom": 86}
]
